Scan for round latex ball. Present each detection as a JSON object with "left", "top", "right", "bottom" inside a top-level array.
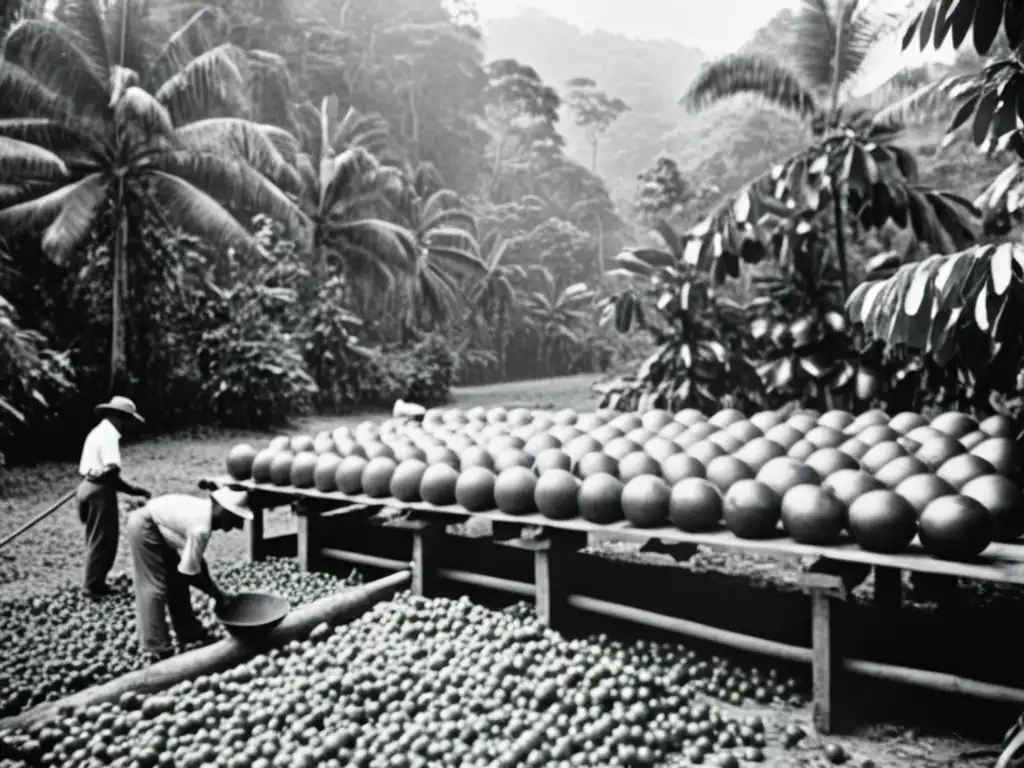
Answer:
[
  {"left": 781, "top": 485, "right": 846, "bottom": 545},
  {"left": 361, "top": 457, "right": 398, "bottom": 498},
  {"left": 269, "top": 451, "right": 295, "bottom": 486},
  {"left": 735, "top": 438, "right": 787, "bottom": 473},
  {"left": 618, "top": 452, "right": 663, "bottom": 483},
  {"left": 874, "top": 455, "right": 930, "bottom": 488},
  {"left": 534, "top": 469, "right": 581, "bottom": 520},
  {"left": 578, "top": 473, "right": 625, "bottom": 524},
  {"left": 621, "top": 476, "right": 671, "bottom": 528},
  {"left": 755, "top": 457, "right": 820, "bottom": 498},
  {"left": 919, "top": 495, "right": 993, "bottom": 561},
  {"left": 460, "top": 445, "right": 495, "bottom": 472},
  {"left": 805, "top": 448, "right": 860, "bottom": 479},
  {"left": 706, "top": 455, "right": 756, "bottom": 495},
  {"left": 251, "top": 448, "right": 276, "bottom": 484},
  {"left": 226, "top": 444, "right": 258, "bottom": 481},
  {"left": 290, "top": 452, "right": 319, "bottom": 488},
  {"left": 894, "top": 474, "right": 954, "bottom": 516},
  {"left": 971, "top": 437, "right": 1023, "bottom": 479},
  {"left": 494, "top": 467, "right": 538, "bottom": 515},
  {"left": 961, "top": 474, "right": 1024, "bottom": 542},
  {"left": 847, "top": 490, "right": 917, "bottom": 554},
  {"left": 313, "top": 453, "right": 343, "bottom": 493},
  {"left": 455, "top": 467, "right": 498, "bottom": 512},
  {"left": 669, "top": 478, "right": 723, "bottom": 533},
  {"left": 335, "top": 455, "right": 369, "bottom": 495},
  {"left": 390, "top": 459, "right": 428, "bottom": 502},
  {"left": 534, "top": 448, "right": 573, "bottom": 475},
  {"left": 661, "top": 454, "right": 707, "bottom": 485},
  {"left": 936, "top": 453, "right": 996, "bottom": 490},
  {"left": 822, "top": 469, "right": 883, "bottom": 509},
  {"left": 420, "top": 463, "right": 461, "bottom": 506},
  {"left": 494, "top": 448, "right": 534, "bottom": 473},
  {"left": 575, "top": 452, "right": 619, "bottom": 480},
  {"left": 723, "top": 480, "right": 782, "bottom": 540}
]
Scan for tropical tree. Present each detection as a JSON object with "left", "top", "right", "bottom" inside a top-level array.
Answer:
[
  {"left": 564, "top": 77, "right": 629, "bottom": 173},
  {"left": 292, "top": 95, "right": 420, "bottom": 292},
  {"left": 845, "top": 1, "right": 1024, "bottom": 414},
  {"left": 522, "top": 269, "right": 594, "bottom": 375},
  {"left": 0, "top": 0, "right": 308, "bottom": 391},
  {"left": 382, "top": 162, "right": 485, "bottom": 331},
  {"left": 465, "top": 230, "right": 528, "bottom": 378},
  {"left": 679, "top": 0, "right": 980, "bottom": 297}
]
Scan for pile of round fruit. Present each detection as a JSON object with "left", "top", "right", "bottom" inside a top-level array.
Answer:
[
  {"left": 224, "top": 406, "right": 1024, "bottom": 562},
  {"left": 0, "top": 594, "right": 822, "bottom": 768},
  {"left": 0, "top": 559, "right": 359, "bottom": 719}
]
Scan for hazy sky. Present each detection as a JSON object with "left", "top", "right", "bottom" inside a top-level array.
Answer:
[{"left": 474, "top": 0, "right": 949, "bottom": 88}]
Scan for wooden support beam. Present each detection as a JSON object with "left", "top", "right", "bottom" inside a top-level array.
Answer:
[
  {"left": 406, "top": 521, "right": 443, "bottom": 597},
  {"left": 534, "top": 530, "right": 587, "bottom": 631},
  {"left": 244, "top": 501, "right": 265, "bottom": 563},
  {"left": 294, "top": 501, "right": 321, "bottom": 573},
  {"left": 811, "top": 591, "right": 837, "bottom": 734}
]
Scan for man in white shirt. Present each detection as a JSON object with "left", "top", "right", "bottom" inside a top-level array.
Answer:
[
  {"left": 77, "top": 396, "right": 151, "bottom": 599},
  {"left": 126, "top": 487, "right": 250, "bottom": 663}
]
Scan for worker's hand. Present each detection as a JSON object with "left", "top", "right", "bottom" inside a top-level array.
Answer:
[
  {"left": 133, "top": 487, "right": 152, "bottom": 500},
  {"left": 214, "top": 591, "right": 233, "bottom": 608}
]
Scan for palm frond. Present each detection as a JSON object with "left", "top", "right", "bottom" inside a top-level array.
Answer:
[
  {"left": 246, "top": 50, "right": 294, "bottom": 129},
  {"left": 423, "top": 241, "right": 486, "bottom": 278},
  {"left": 323, "top": 217, "right": 418, "bottom": 275},
  {"left": 0, "top": 135, "right": 70, "bottom": 179},
  {"left": 870, "top": 73, "right": 979, "bottom": 129},
  {"left": 149, "top": 170, "right": 270, "bottom": 259},
  {"left": 147, "top": 6, "right": 222, "bottom": 90},
  {"left": 52, "top": 0, "right": 110, "bottom": 75},
  {"left": 0, "top": 62, "right": 78, "bottom": 122},
  {"left": 114, "top": 86, "right": 176, "bottom": 143},
  {"left": 0, "top": 118, "right": 84, "bottom": 152},
  {"left": 682, "top": 54, "right": 821, "bottom": 121},
  {"left": 152, "top": 151, "right": 310, "bottom": 241},
  {"left": 331, "top": 106, "right": 391, "bottom": 156},
  {"left": 0, "top": 173, "right": 101, "bottom": 234},
  {"left": 154, "top": 44, "right": 248, "bottom": 126},
  {"left": 320, "top": 146, "right": 382, "bottom": 214},
  {"left": 175, "top": 118, "right": 301, "bottom": 193},
  {"left": 40, "top": 172, "right": 108, "bottom": 259},
  {"left": 1, "top": 18, "right": 111, "bottom": 120}
]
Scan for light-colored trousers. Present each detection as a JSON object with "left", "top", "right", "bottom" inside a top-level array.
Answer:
[{"left": 126, "top": 508, "right": 206, "bottom": 654}]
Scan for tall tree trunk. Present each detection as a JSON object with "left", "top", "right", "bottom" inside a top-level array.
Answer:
[
  {"left": 829, "top": 0, "right": 849, "bottom": 301},
  {"left": 110, "top": 182, "right": 129, "bottom": 395},
  {"left": 591, "top": 139, "right": 598, "bottom": 173}
]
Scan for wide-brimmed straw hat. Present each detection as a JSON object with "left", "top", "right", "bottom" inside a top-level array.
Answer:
[
  {"left": 393, "top": 398, "right": 426, "bottom": 420},
  {"left": 211, "top": 488, "right": 254, "bottom": 520},
  {"left": 95, "top": 396, "right": 145, "bottom": 424}
]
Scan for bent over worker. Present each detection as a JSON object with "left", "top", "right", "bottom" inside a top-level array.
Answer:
[
  {"left": 77, "top": 396, "right": 151, "bottom": 599},
  {"left": 126, "top": 488, "right": 249, "bottom": 663}
]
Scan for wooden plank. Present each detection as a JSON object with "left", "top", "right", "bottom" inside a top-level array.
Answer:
[
  {"left": 244, "top": 501, "right": 265, "bottom": 563},
  {"left": 203, "top": 477, "right": 1024, "bottom": 585},
  {"left": 294, "top": 502, "right": 320, "bottom": 573},
  {"left": 411, "top": 524, "right": 443, "bottom": 597},
  {"left": 534, "top": 531, "right": 586, "bottom": 630},
  {"left": 811, "top": 591, "right": 837, "bottom": 734}
]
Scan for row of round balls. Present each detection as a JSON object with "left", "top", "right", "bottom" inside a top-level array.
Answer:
[{"left": 224, "top": 407, "right": 1023, "bottom": 560}]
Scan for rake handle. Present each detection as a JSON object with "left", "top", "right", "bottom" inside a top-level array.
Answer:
[{"left": 0, "top": 488, "right": 77, "bottom": 552}]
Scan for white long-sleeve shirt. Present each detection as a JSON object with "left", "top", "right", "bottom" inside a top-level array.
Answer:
[{"left": 144, "top": 494, "right": 213, "bottom": 576}]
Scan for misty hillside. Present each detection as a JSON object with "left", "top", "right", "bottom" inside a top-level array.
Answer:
[{"left": 481, "top": 8, "right": 1005, "bottom": 219}]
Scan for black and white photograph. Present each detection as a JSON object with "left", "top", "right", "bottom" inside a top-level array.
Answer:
[{"left": 3, "top": 0, "right": 1024, "bottom": 766}]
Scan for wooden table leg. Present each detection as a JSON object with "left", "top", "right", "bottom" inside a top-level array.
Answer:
[
  {"left": 534, "top": 531, "right": 586, "bottom": 631},
  {"left": 811, "top": 591, "right": 837, "bottom": 734},
  {"left": 244, "top": 502, "right": 265, "bottom": 563},
  {"left": 295, "top": 503, "right": 321, "bottom": 573},
  {"left": 411, "top": 523, "right": 442, "bottom": 598},
  {"left": 873, "top": 566, "right": 902, "bottom": 616}
]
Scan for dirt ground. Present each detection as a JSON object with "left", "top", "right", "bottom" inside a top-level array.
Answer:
[{"left": 0, "top": 374, "right": 1014, "bottom": 767}]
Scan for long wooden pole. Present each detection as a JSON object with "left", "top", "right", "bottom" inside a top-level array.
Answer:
[
  {"left": 0, "top": 488, "right": 76, "bottom": 552},
  {"left": 0, "top": 570, "right": 411, "bottom": 731}
]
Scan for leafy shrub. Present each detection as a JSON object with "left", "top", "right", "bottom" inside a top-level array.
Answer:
[{"left": 355, "top": 335, "right": 456, "bottom": 407}]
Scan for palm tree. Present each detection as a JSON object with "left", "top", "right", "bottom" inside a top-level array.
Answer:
[
  {"left": 465, "top": 230, "right": 528, "bottom": 378},
  {"left": 0, "top": 0, "right": 309, "bottom": 391},
  {"left": 680, "top": 0, "right": 976, "bottom": 298},
  {"left": 523, "top": 269, "right": 594, "bottom": 375},
  {"left": 382, "top": 161, "right": 486, "bottom": 332},
  {"left": 292, "top": 95, "right": 421, "bottom": 293}
]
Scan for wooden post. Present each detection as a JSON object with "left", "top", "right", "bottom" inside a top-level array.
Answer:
[
  {"left": 244, "top": 501, "right": 265, "bottom": 563},
  {"left": 811, "top": 592, "right": 837, "bottom": 733},
  {"left": 534, "top": 530, "right": 586, "bottom": 631},
  {"left": 295, "top": 502, "right": 320, "bottom": 573},
  {"left": 873, "top": 566, "right": 902, "bottom": 616},
  {"left": 405, "top": 521, "right": 441, "bottom": 597},
  {"left": 797, "top": 559, "right": 848, "bottom": 736}
]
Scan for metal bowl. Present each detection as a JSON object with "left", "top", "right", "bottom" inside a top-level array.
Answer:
[{"left": 215, "top": 592, "right": 290, "bottom": 638}]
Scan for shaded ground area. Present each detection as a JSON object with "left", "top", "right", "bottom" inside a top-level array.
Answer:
[{"left": 0, "top": 373, "right": 1018, "bottom": 766}]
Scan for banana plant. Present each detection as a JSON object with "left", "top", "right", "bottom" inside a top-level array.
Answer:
[{"left": 596, "top": 219, "right": 759, "bottom": 413}]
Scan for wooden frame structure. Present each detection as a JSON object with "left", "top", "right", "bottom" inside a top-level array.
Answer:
[{"left": 212, "top": 476, "right": 1024, "bottom": 734}]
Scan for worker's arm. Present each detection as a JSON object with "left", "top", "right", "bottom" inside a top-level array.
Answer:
[
  {"left": 179, "top": 534, "right": 229, "bottom": 605},
  {"left": 87, "top": 465, "right": 150, "bottom": 497},
  {"left": 184, "top": 560, "right": 229, "bottom": 606}
]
